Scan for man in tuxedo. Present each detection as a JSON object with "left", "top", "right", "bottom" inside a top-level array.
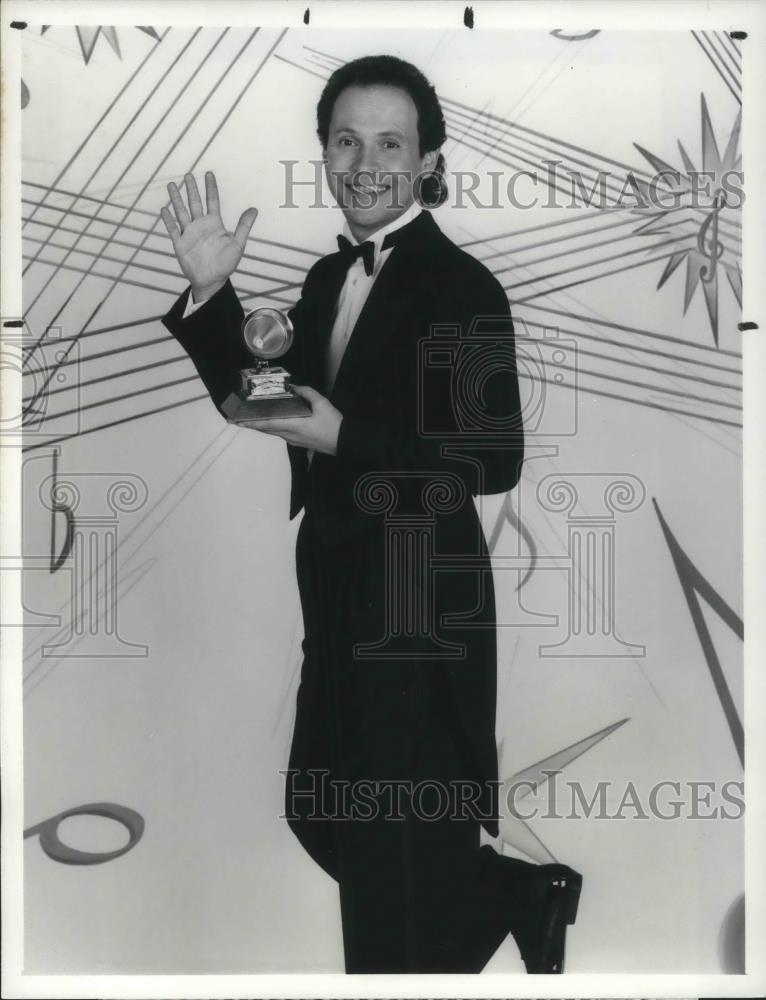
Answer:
[{"left": 160, "top": 54, "right": 581, "bottom": 974}]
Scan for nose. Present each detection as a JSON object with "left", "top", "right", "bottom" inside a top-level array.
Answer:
[{"left": 351, "top": 142, "right": 382, "bottom": 183}]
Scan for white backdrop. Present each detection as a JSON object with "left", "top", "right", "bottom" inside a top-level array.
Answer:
[{"left": 15, "top": 18, "right": 746, "bottom": 975}]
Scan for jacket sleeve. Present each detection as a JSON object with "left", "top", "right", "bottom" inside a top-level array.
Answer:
[
  {"left": 335, "top": 271, "right": 524, "bottom": 496},
  {"left": 161, "top": 273, "right": 313, "bottom": 419}
]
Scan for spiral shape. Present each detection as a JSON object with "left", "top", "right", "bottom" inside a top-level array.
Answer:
[
  {"left": 422, "top": 476, "right": 465, "bottom": 514},
  {"left": 604, "top": 476, "right": 645, "bottom": 514},
  {"left": 107, "top": 477, "right": 148, "bottom": 514},
  {"left": 353, "top": 475, "right": 399, "bottom": 514},
  {"left": 537, "top": 476, "right": 578, "bottom": 514},
  {"left": 38, "top": 476, "right": 79, "bottom": 512}
]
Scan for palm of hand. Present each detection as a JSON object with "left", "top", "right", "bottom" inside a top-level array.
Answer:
[
  {"left": 176, "top": 213, "right": 243, "bottom": 289},
  {"left": 161, "top": 171, "right": 257, "bottom": 296}
]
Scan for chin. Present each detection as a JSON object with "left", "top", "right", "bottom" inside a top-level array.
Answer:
[
  {"left": 346, "top": 205, "right": 393, "bottom": 223},
  {"left": 346, "top": 203, "right": 410, "bottom": 230}
]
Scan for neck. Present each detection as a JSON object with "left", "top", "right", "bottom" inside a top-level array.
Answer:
[{"left": 347, "top": 222, "right": 381, "bottom": 243}]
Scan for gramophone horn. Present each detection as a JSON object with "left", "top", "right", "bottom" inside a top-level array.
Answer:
[{"left": 242, "top": 308, "right": 294, "bottom": 359}]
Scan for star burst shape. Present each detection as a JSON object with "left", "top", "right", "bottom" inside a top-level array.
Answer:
[
  {"left": 630, "top": 95, "right": 741, "bottom": 347},
  {"left": 40, "top": 26, "right": 160, "bottom": 65},
  {"left": 497, "top": 718, "right": 629, "bottom": 862}
]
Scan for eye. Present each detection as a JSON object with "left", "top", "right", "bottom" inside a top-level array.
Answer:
[
  {"left": 338, "top": 137, "right": 356, "bottom": 147},
  {"left": 383, "top": 140, "right": 400, "bottom": 149}
]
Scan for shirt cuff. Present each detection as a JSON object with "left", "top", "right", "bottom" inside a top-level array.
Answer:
[{"left": 181, "top": 288, "right": 212, "bottom": 319}]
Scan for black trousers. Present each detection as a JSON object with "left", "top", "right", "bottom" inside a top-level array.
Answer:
[{"left": 285, "top": 513, "right": 526, "bottom": 973}]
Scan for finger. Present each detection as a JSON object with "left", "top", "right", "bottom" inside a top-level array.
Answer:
[
  {"left": 185, "top": 173, "right": 204, "bottom": 220},
  {"left": 160, "top": 206, "right": 181, "bottom": 249},
  {"left": 254, "top": 419, "right": 291, "bottom": 433},
  {"left": 205, "top": 170, "right": 220, "bottom": 216},
  {"left": 167, "top": 182, "right": 190, "bottom": 231},
  {"left": 256, "top": 418, "right": 308, "bottom": 440},
  {"left": 257, "top": 427, "right": 301, "bottom": 445},
  {"left": 288, "top": 384, "right": 322, "bottom": 405},
  {"left": 234, "top": 207, "right": 258, "bottom": 250},
  {"left": 258, "top": 416, "right": 308, "bottom": 430}
]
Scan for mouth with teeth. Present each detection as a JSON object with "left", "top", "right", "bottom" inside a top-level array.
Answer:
[{"left": 345, "top": 179, "right": 391, "bottom": 202}]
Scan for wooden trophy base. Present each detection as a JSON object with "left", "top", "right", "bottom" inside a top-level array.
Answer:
[{"left": 222, "top": 390, "right": 311, "bottom": 428}]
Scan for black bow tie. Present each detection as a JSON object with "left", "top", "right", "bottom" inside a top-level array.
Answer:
[{"left": 336, "top": 228, "right": 405, "bottom": 277}]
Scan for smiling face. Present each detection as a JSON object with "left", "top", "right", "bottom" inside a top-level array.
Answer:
[{"left": 323, "top": 84, "right": 438, "bottom": 242}]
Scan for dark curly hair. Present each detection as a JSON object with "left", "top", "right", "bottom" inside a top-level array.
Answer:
[{"left": 316, "top": 54, "right": 448, "bottom": 208}]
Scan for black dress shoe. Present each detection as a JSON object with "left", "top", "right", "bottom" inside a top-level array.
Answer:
[{"left": 515, "top": 863, "right": 583, "bottom": 974}]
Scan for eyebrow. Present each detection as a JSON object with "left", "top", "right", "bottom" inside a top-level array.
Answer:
[{"left": 332, "top": 126, "right": 407, "bottom": 138}]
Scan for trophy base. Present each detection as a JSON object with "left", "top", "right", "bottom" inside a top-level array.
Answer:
[{"left": 222, "top": 391, "right": 311, "bottom": 427}]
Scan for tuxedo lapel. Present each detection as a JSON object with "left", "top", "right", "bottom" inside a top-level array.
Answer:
[
  {"left": 328, "top": 210, "right": 440, "bottom": 408},
  {"left": 300, "top": 252, "right": 349, "bottom": 391}
]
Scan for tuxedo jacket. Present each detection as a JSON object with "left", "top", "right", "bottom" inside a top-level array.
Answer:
[
  {"left": 163, "top": 209, "right": 523, "bottom": 538},
  {"left": 162, "top": 208, "right": 524, "bottom": 836}
]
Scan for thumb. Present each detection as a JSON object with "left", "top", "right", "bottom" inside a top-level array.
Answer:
[
  {"left": 289, "top": 383, "right": 323, "bottom": 406},
  {"left": 234, "top": 207, "right": 258, "bottom": 249}
]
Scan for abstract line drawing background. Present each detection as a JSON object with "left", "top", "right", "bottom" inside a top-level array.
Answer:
[{"left": 13, "top": 23, "right": 744, "bottom": 975}]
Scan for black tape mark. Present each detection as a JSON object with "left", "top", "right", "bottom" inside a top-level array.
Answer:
[
  {"left": 10, "top": 21, "right": 28, "bottom": 29},
  {"left": 729, "top": 31, "right": 747, "bottom": 40},
  {"left": 464, "top": 7, "right": 474, "bottom": 29},
  {"left": 3, "top": 320, "right": 24, "bottom": 327},
  {"left": 737, "top": 321, "right": 759, "bottom": 332},
  {"left": 303, "top": 8, "right": 310, "bottom": 24}
]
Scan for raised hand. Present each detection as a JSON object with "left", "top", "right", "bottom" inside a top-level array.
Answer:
[{"left": 161, "top": 171, "right": 257, "bottom": 302}]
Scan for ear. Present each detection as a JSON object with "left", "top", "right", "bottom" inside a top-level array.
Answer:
[{"left": 421, "top": 148, "right": 439, "bottom": 172}]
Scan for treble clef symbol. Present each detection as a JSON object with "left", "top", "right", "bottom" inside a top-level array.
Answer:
[{"left": 697, "top": 191, "right": 726, "bottom": 284}]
